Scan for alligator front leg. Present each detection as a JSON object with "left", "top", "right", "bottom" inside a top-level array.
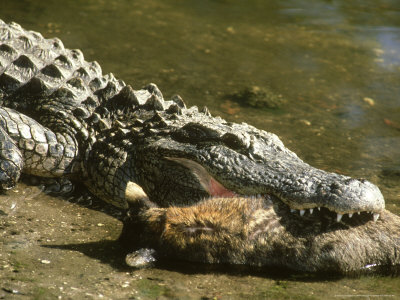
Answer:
[
  {"left": 0, "top": 125, "right": 23, "bottom": 189},
  {"left": 0, "top": 107, "right": 78, "bottom": 189}
]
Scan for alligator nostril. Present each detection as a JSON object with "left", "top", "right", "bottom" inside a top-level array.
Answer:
[
  {"left": 330, "top": 182, "right": 340, "bottom": 190},
  {"left": 344, "top": 178, "right": 360, "bottom": 185},
  {"left": 357, "top": 178, "right": 367, "bottom": 183}
]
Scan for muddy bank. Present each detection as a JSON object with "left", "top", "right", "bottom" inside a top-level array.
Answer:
[
  {"left": 1, "top": 183, "right": 400, "bottom": 299},
  {"left": 0, "top": 184, "right": 300, "bottom": 299}
]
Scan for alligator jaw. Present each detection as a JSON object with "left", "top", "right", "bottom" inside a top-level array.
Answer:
[{"left": 165, "top": 157, "right": 384, "bottom": 222}]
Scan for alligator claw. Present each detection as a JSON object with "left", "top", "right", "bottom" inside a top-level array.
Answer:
[{"left": 300, "top": 209, "right": 305, "bottom": 216}]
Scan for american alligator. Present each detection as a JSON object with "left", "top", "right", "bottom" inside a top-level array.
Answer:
[
  {"left": 123, "top": 196, "right": 400, "bottom": 273},
  {"left": 0, "top": 19, "right": 385, "bottom": 222}
]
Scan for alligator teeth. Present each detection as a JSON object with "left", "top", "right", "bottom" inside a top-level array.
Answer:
[
  {"left": 289, "top": 207, "right": 374, "bottom": 221},
  {"left": 336, "top": 213, "right": 343, "bottom": 222},
  {"left": 373, "top": 213, "right": 380, "bottom": 222}
]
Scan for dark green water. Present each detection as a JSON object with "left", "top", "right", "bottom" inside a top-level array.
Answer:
[{"left": 1, "top": 0, "right": 400, "bottom": 298}]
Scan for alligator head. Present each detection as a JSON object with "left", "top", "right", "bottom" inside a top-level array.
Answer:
[{"left": 113, "top": 85, "right": 385, "bottom": 220}]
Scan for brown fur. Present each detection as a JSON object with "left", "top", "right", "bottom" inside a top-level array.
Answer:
[{"left": 124, "top": 196, "right": 400, "bottom": 273}]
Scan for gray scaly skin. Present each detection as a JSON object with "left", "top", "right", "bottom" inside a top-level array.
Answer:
[
  {"left": 0, "top": 20, "right": 384, "bottom": 220},
  {"left": 123, "top": 196, "right": 400, "bottom": 273}
]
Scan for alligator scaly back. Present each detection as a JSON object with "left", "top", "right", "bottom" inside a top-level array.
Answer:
[{"left": 0, "top": 19, "right": 125, "bottom": 108}]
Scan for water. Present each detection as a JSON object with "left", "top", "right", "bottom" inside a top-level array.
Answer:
[{"left": 1, "top": 0, "right": 399, "bottom": 298}]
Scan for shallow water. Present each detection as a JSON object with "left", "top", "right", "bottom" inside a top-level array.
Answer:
[{"left": 1, "top": 0, "right": 400, "bottom": 299}]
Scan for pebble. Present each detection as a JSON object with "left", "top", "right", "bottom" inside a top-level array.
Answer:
[
  {"left": 373, "top": 48, "right": 384, "bottom": 55},
  {"left": 41, "top": 259, "right": 51, "bottom": 264},
  {"left": 226, "top": 26, "right": 235, "bottom": 34},
  {"left": 363, "top": 97, "right": 375, "bottom": 106},
  {"left": 299, "top": 119, "right": 311, "bottom": 126}
]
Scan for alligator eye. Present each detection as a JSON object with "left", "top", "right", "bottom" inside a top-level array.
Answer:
[
  {"left": 222, "top": 132, "right": 250, "bottom": 150},
  {"left": 173, "top": 122, "right": 220, "bottom": 143}
]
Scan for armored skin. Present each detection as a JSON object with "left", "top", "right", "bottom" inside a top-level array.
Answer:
[
  {"left": 123, "top": 196, "right": 400, "bottom": 273},
  {"left": 0, "top": 19, "right": 385, "bottom": 219}
]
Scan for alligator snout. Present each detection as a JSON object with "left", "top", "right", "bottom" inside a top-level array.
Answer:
[
  {"left": 275, "top": 167, "right": 385, "bottom": 221},
  {"left": 321, "top": 177, "right": 385, "bottom": 214}
]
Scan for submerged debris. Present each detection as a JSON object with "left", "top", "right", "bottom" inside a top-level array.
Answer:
[{"left": 227, "top": 85, "right": 286, "bottom": 109}]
